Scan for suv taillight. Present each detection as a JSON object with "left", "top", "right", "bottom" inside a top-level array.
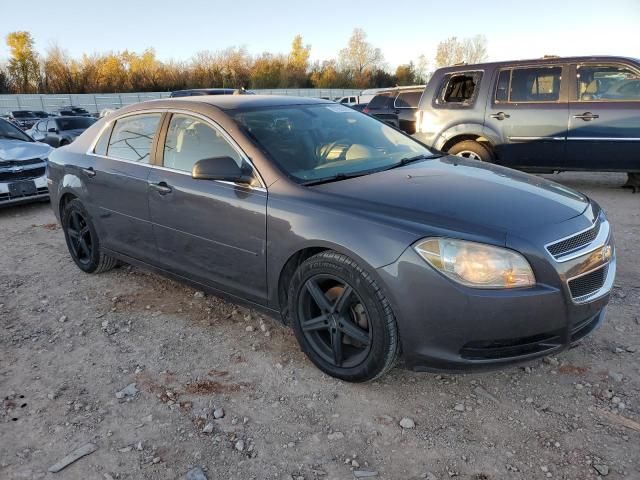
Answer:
[{"left": 363, "top": 107, "right": 369, "bottom": 114}]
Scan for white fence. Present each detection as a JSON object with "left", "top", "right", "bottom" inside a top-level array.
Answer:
[{"left": 0, "top": 89, "right": 361, "bottom": 115}]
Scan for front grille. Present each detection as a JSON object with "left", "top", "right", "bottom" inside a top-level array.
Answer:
[
  {"left": 0, "top": 166, "right": 46, "bottom": 182},
  {"left": 0, "top": 158, "right": 44, "bottom": 168},
  {"left": 547, "top": 223, "right": 599, "bottom": 259},
  {"left": 568, "top": 265, "right": 608, "bottom": 300}
]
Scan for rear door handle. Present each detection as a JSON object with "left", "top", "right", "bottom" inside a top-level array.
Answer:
[
  {"left": 81, "top": 167, "right": 96, "bottom": 178},
  {"left": 489, "top": 112, "right": 510, "bottom": 120},
  {"left": 573, "top": 112, "right": 599, "bottom": 121},
  {"left": 150, "top": 181, "right": 172, "bottom": 195}
]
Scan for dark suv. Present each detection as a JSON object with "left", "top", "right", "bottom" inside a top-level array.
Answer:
[
  {"left": 413, "top": 56, "right": 640, "bottom": 186},
  {"left": 364, "top": 86, "right": 424, "bottom": 134}
]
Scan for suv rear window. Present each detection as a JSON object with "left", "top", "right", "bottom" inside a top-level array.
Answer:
[
  {"left": 367, "top": 93, "right": 395, "bottom": 109},
  {"left": 496, "top": 66, "right": 562, "bottom": 103},
  {"left": 435, "top": 72, "right": 482, "bottom": 107},
  {"left": 394, "top": 90, "right": 422, "bottom": 108}
]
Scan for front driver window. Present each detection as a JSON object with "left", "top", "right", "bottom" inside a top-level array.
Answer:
[
  {"left": 163, "top": 114, "right": 244, "bottom": 173},
  {"left": 577, "top": 64, "right": 640, "bottom": 101}
]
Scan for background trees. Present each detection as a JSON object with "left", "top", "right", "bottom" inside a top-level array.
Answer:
[{"left": 0, "top": 29, "right": 489, "bottom": 93}]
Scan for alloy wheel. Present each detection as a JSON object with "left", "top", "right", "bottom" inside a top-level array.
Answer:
[
  {"left": 297, "top": 274, "right": 372, "bottom": 368},
  {"left": 455, "top": 150, "right": 482, "bottom": 160},
  {"left": 66, "top": 210, "right": 93, "bottom": 265}
]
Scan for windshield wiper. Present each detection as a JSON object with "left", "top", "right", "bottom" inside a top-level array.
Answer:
[
  {"left": 301, "top": 172, "right": 365, "bottom": 186},
  {"left": 385, "top": 153, "right": 442, "bottom": 171}
]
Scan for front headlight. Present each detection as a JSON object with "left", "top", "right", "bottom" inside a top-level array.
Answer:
[{"left": 414, "top": 238, "right": 535, "bottom": 289}]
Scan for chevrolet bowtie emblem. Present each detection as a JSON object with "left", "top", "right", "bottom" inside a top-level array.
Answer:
[{"left": 601, "top": 245, "right": 613, "bottom": 262}]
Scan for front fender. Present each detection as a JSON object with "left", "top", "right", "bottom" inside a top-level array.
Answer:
[{"left": 266, "top": 194, "right": 420, "bottom": 308}]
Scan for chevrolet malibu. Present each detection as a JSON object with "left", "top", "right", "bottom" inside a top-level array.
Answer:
[
  {"left": 1, "top": 118, "right": 52, "bottom": 206},
  {"left": 47, "top": 96, "right": 615, "bottom": 382}
]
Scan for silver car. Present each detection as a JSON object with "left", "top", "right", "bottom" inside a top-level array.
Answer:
[{"left": 0, "top": 118, "right": 53, "bottom": 207}]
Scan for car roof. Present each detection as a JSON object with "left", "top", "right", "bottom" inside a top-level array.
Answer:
[
  {"left": 133, "top": 95, "right": 333, "bottom": 111},
  {"left": 436, "top": 55, "right": 639, "bottom": 72},
  {"left": 373, "top": 85, "right": 426, "bottom": 95}
]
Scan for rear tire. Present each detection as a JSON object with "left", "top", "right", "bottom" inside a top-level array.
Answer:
[
  {"left": 62, "top": 198, "right": 117, "bottom": 273},
  {"left": 288, "top": 251, "right": 400, "bottom": 382},
  {"left": 448, "top": 140, "right": 494, "bottom": 162}
]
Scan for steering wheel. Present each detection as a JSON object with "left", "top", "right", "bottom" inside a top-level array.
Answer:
[{"left": 318, "top": 138, "right": 353, "bottom": 162}]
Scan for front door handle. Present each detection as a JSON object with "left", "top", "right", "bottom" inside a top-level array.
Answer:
[
  {"left": 150, "top": 182, "right": 172, "bottom": 195},
  {"left": 573, "top": 112, "right": 599, "bottom": 121},
  {"left": 489, "top": 112, "right": 510, "bottom": 120},
  {"left": 81, "top": 167, "right": 96, "bottom": 178}
]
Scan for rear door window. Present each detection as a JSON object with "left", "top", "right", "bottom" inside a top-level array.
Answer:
[
  {"left": 503, "top": 66, "right": 563, "bottom": 102},
  {"left": 394, "top": 90, "right": 422, "bottom": 108},
  {"left": 576, "top": 64, "right": 640, "bottom": 101},
  {"left": 435, "top": 72, "right": 482, "bottom": 107},
  {"left": 106, "top": 113, "right": 162, "bottom": 164}
]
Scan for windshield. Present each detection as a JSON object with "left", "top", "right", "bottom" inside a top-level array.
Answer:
[
  {"left": 0, "top": 119, "right": 33, "bottom": 142},
  {"left": 230, "top": 104, "right": 435, "bottom": 183},
  {"left": 57, "top": 117, "right": 96, "bottom": 130}
]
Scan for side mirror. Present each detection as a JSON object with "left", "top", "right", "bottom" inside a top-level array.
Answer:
[
  {"left": 48, "top": 127, "right": 58, "bottom": 133},
  {"left": 192, "top": 156, "right": 253, "bottom": 184}
]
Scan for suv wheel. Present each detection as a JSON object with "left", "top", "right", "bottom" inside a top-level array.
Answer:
[
  {"left": 288, "top": 251, "right": 400, "bottom": 382},
  {"left": 62, "top": 198, "right": 118, "bottom": 273},
  {"left": 448, "top": 140, "right": 494, "bottom": 162}
]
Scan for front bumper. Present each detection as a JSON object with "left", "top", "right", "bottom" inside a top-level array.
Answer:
[
  {"left": 0, "top": 174, "right": 49, "bottom": 207},
  {"left": 377, "top": 216, "right": 615, "bottom": 372}
]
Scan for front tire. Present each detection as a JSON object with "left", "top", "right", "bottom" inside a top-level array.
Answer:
[
  {"left": 448, "top": 140, "right": 493, "bottom": 162},
  {"left": 288, "top": 251, "right": 400, "bottom": 382},
  {"left": 62, "top": 198, "right": 117, "bottom": 273}
]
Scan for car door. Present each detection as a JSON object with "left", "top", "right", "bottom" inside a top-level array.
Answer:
[
  {"left": 31, "top": 121, "right": 46, "bottom": 141},
  {"left": 567, "top": 61, "right": 640, "bottom": 171},
  {"left": 394, "top": 90, "right": 422, "bottom": 134},
  {"left": 85, "top": 112, "right": 162, "bottom": 262},
  {"left": 43, "top": 120, "right": 60, "bottom": 147},
  {"left": 484, "top": 64, "right": 569, "bottom": 169},
  {"left": 147, "top": 112, "right": 268, "bottom": 303}
]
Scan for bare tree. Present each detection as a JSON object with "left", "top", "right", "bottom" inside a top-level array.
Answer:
[
  {"left": 435, "top": 35, "right": 488, "bottom": 67},
  {"left": 339, "top": 28, "right": 384, "bottom": 86}
]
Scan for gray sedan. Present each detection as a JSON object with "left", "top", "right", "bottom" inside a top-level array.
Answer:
[
  {"left": 47, "top": 96, "right": 615, "bottom": 382},
  {"left": 28, "top": 116, "right": 96, "bottom": 147}
]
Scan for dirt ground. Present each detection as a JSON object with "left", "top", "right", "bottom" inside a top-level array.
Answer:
[{"left": 1, "top": 172, "right": 639, "bottom": 480}]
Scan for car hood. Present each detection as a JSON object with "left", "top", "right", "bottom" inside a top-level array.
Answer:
[
  {"left": 0, "top": 139, "right": 53, "bottom": 161},
  {"left": 312, "top": 156, "right": 589, "bottom": 237}
]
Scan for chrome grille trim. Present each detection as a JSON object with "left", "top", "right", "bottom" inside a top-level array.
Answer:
[
  {"left": 567, "top": 257, "right": 616, "bottom": 305},
  {"left": 545, "top": 219, "right": 610, "bottom": 263}
]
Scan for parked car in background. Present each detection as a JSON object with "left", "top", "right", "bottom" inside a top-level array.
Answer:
[
  {"left": 27, "top": 116, "right": 97, "bottom": 147},
  {"left": 359, "top": 87, "right": 389, "bottom": 105},
  {"left": 0, "top": 117, "right": 52, "bottom": 206},
  {"left": 363, "top": 86, "right": 425, "bottom": 134},
  {"left": 48, "top": 95, "right": 614, "bottom": 381},
  {"left": 53, "top": 106, "right": 92, "bottom": 117},
  {"left": 6, "top": 110, "right": 41, "bottom": 130},
  {"left": 169, "top": 88, "right": 253, "bottom": 97},
  {"left": 413, "top": 56, "right": 640, "bottom": 189},
  {"left": 336, "top": 95, "right": 359, "bottom": 106}
]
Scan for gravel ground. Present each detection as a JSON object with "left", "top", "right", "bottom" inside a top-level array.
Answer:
[{"left": 1, "top": 172, "right": 639, "bottom": 480}]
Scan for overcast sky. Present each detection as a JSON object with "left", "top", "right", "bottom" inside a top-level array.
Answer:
[{"left": 1, "top": 0, "right": 638, "bottom": 69}]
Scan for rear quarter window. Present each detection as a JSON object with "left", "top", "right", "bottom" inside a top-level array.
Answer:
[{"left": 433, "top": 71, "right": 483, "bottom": 108}]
